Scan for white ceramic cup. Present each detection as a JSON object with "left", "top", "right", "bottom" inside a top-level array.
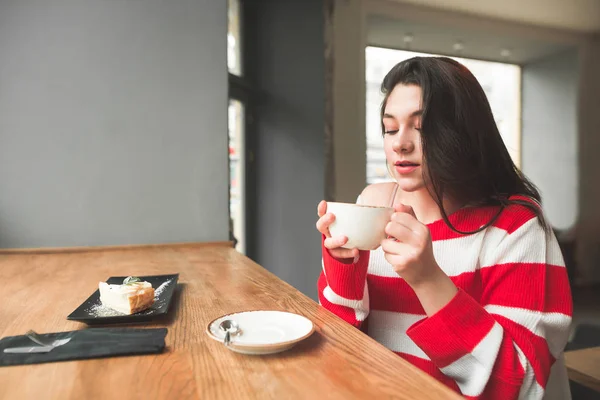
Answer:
[{"left": 327, "top": 202, "right": 394, "bottom": 250}]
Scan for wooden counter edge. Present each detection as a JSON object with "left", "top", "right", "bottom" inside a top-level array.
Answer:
[
  {"left": 0, "top": 241, "right": 234, "bottom": 254},
  {"left": 565, "top": 348, "right": 600, "bottom": 393},
  {"left": 566, "top": 367, "right": 600, "bottom": 393}
]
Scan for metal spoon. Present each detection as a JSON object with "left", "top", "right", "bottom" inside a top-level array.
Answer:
[
  {"left": 219, "top": 320, "right": 240, "bottom": 346},
  {"left": 25, "top": 330, "right": 71, "bottom": 347},
  {"left": 4, "top": 330, "right": 72, "bottom": 353},
  {"left": 25, "top": 330, "right": 54, "bottom": 347}
]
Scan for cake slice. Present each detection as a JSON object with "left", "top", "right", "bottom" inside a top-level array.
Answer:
[{"left": 99, "top": 277, "right": 155, "bottom": 315}]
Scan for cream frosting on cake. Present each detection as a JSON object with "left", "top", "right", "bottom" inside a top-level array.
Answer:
[{"left": 99, "top": 279, "right": 155, "bottom": 315}]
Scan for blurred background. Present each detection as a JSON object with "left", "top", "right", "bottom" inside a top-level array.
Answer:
[{"left": 0, "top": 1, "right": 599, "bottom": 395}]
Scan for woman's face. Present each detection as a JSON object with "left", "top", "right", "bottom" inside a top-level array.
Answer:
[{"left": 382, "top": 84, "right": 427, "bottom": 193}]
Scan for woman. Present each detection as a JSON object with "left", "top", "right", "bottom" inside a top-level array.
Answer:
[{"left": 316, "top": 57, "right": 572, "bottom": 399}]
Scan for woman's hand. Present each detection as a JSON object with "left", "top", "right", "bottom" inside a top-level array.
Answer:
[
  {"left": 381, "top": 203, "right": 458, "bottom": 315},
  {"left": 316, "top": 200, "right": 360, "bottom": 262},
  {"left": 381, "top": 204, "right": 441, "bottom": 287}
]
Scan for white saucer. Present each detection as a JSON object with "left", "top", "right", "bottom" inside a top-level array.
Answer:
[{"left": 206, "top": 310, "right": 315, "bottom": 355}]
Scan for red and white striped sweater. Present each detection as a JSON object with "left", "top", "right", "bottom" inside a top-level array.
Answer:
[{"left": 318, "top": 199, "right": 573, "bottom": 399}]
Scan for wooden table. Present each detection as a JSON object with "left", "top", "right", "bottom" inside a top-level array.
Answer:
[
  {"left": 565, "top": 346, "right": 600, "bottom": 393},
  {"left": 0, "top": 243, "right": 462, "bottom": 399}
]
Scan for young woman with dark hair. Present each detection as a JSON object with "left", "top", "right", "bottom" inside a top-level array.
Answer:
[{"left": 316, "top": 57, "right": 572, "bottom": 399}]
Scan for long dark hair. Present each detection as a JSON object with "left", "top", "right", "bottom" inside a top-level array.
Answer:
[{"left": 380, "top": 56, "right": 547, "bottom": 234}]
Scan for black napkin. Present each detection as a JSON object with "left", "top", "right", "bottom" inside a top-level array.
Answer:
[{"left": 0, "top": 327, "right": 167, "bottom": 367}]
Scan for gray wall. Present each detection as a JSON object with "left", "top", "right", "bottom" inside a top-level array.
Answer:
[
  {"left": 0, "top": 0, "right": 229, "bottom": 247},
  {"left": 248, "top": 0, "right": 325, "bottom": 299},
  {"left": 522, "top": 49, "right": 579, "bottom": 230},
  {"left": 577, "top": 37, "right": 600, "bottom": 283}
]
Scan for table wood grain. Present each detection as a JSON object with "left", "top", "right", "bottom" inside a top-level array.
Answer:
[
  {"left": 565, "top": 346, "right": 600, "bottom": 393},
  {"left": 0, "top": 244, "right": 463, "bottom": 399}
]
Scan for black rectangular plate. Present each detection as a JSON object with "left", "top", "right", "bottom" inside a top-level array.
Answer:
[{"left": 67, "top": 274, "right": 179, "bottom": 325}]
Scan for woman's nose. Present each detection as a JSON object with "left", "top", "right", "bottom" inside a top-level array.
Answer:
[{"left": 392, "top": 135, "right": 415, "bottom": 154}]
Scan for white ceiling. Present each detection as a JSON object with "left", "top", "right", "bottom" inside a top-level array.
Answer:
[
  {"left": 367, "top": 16, "right": 576, "bottom": 65},
  {"left": 366, "top": 0, "right": 593, "bottom": 64},
  {"left": 388, "top": 0, "right": 600, "bottom": 33}
]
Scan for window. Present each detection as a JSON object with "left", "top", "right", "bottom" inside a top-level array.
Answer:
[
  {"left": 228, "top": 0, "right": 242, "bottom": 76},
  {"left": 228, "top": 0, "right": 249, "bottom": 254},
  {"left": 228, "top": 99, "right": 245, "bottom": 254},
  {"left": 365, "top": 47, "right": 521, "bottom": 184}
]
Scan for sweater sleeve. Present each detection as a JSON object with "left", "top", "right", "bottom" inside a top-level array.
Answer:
[
  {"left": 406, "top": 211, "right": 572, "bottom": 399},
  {"left": 317, "top": 234, "right": 370, "bottom": 328}
]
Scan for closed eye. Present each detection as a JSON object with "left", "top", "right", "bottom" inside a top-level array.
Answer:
[{"left": 384, "top": 129, "right": 399, "bottom": 135}]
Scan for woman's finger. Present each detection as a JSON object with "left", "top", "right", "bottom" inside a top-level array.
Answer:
[
  {"left": 317, "top": 200, "right": 327, "bottom": 218},
  {"left": 385, "top": 220, "right": 418, "bottom": 245},
  {"left": 381, "top": 238, "right": 412, "bottom": 256},
  {"left": 383, "top": 252, "right": 407, "bottom": 268},
  {"left": 390, "top": 212, "right": 422, "bottom": 234},
  {"left": 329, "top": 247, "right": 359, "bottom": 261},
  {"left": 394, "top": 203, "right": 417, "bottom": 219},
  {"left": 324, "top": 235, "right": 348, "bottom": 249},
  {"left": 316, "top": 213, "right": 335, "bottom": 237},
  {"left": 351, "top": 248, "right": 360, "bottom": 261}
]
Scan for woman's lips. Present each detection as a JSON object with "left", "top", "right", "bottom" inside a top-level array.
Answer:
[{"left": 395, "top": 163, "right": 419, "bottom": 174}]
